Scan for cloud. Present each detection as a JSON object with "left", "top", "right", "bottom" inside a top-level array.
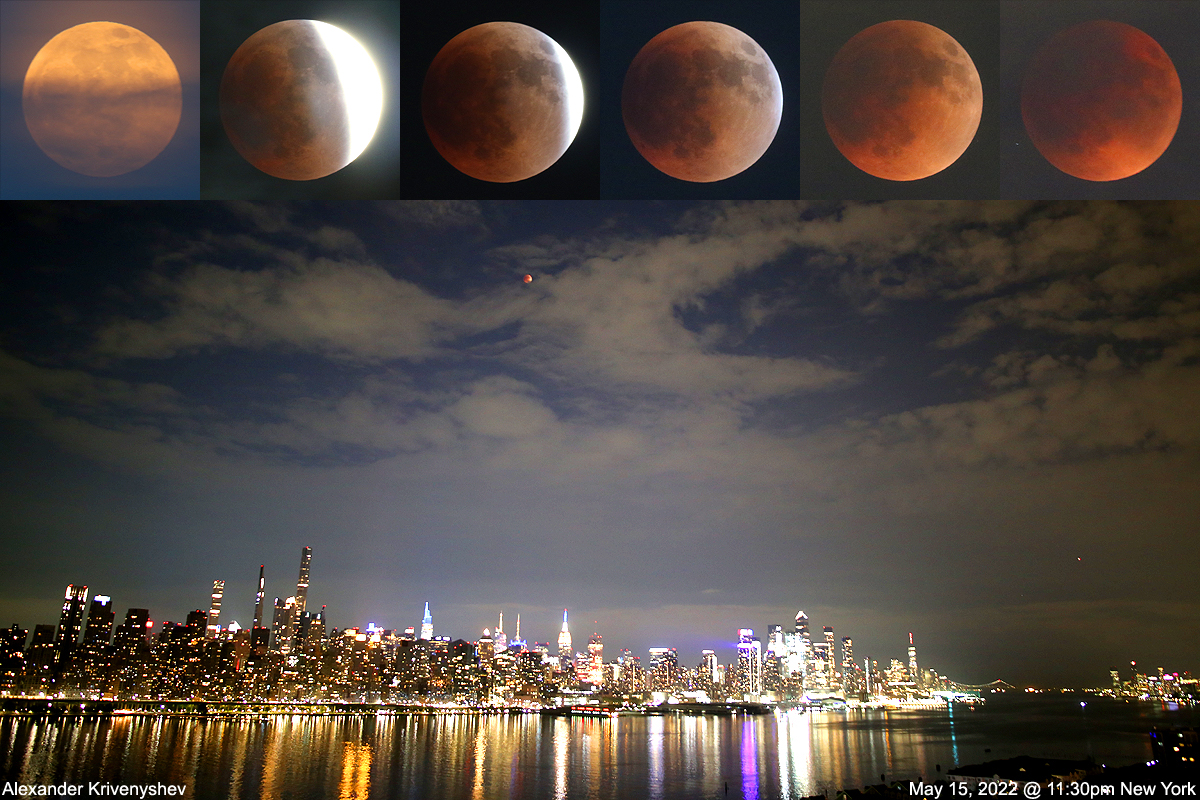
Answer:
[{"left": 94, "top": 258, "right": 454, "bottom": 362}]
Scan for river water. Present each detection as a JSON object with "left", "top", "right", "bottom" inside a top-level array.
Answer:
[{"left": 2, "top": 696, "right": 1195, "bottom": 799}]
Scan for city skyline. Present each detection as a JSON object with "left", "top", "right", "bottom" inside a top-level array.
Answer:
[{"left": 1, "top": 200, "right": 1197, "bottom": 688}]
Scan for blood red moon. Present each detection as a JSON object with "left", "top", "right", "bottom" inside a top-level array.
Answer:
[
  {"left": 1021, "top": 20, "right": 1181, "bottom": 182},
  {"left": 422, "top": 22, "right": 583, "bottom": 183},
  {"left": 822, "top": 20, "right": 982, "bottom": 181},
  {"left": 622, "top": 21, "right": 782, "bottom": 182},
  {"left": 220, "top": 20, "right": 382, "bottom": 181}
]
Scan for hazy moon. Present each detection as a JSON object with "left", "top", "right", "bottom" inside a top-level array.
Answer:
[
  {"left": 422, "top": 22, "right": 584, "bottom": 183},
  {"left": 220, "top": 20, "right": 383, "bottom": 181},
  {"left": 622, "top": 21, "right": 782, "bottom": 182},
  {"left": 822, "top": 20, "right": 982, "bottom": 181},
  {"left": 23, "top": 22, "right": 182, "bottom": 177},
  {"left": 1022, "top": 20, "right": 1181, "bottom": 182}
]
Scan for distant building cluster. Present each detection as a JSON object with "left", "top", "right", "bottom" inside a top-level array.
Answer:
[
  {"left": 3, "top": 557, "right": 1188, "bottom": 708},
  {"left": 1107, "top": 662, "right": 1197, "bottom": 701}
]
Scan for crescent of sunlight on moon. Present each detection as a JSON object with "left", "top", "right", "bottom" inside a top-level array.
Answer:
[
  {"left": 23, "top": 22, "right": 182, "bottom": 178},
  {"left": 220, "top": 20, "right": 383, "bottom": 181},
  {"left": 622, "top": 21, "right": 783, "bottom": 183},
  {"left": 1021, "top": 20, "right": 1181, "bottom": 182},
  {"left": 422, "top": 22, "right": 584, "bottom": 183},
  {"left": 822, "top": 20, "right": 982, "bottom": 181}
]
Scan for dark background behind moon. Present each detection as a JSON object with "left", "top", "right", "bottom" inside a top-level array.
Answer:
[
  {"left": 400, "top": 0, "right": 601, "bottom": 198},
  {"left": 200, "top": 0, "right": 399, "bottom": 199}
]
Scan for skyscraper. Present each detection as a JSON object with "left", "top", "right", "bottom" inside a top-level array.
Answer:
[
  {"left": 587, "top": 632, "right": 603, "bottom": 685},
  {"left": 54, "top": 584, "right": 88, "bottom": 667},
  {"left": 824, "top": 626, "right": 838, "bottom": 689},
  {"left": 294, "top": 546, "right": 312, "bottom": 617},
  {"left": 908, "top": 632, "right": 919, "bottom": 686},
  {"left": 82, "top": 595, "right": 114, "bottom": 647},
  {"left": 420, "top": 602, "right": 433, "bottom": 640},
  {"left": 736, "top": 629, "right": 762, "bottom": 696},
  {"left": 252, "top": 565, "right": 265, "bottom": 629},
  {"left": 494, "top": 611, "right": 507, "bottom": 654},
  {"left": 207, "top": 580, "right": 224, "bottom": 638},
  {"left": 557, "top": 609, "right": 571, "bottom": 663},
  {"left": 271, "top": 597, "right": 297, "bottom": 653}
]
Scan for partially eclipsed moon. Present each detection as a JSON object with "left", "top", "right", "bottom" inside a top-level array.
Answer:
[
  {"left": 23, "top": 22, "right": 182, "bottom": 178},
  {"left": 422, "top": 22, "right": 584, "bottom": 183},
  {"left": 1022, "top": 20, "right": 1181, "bottom": 182},
  {"left": 822, "top": 20, "right": 982, "bottom": 181},
  {"left": 220, "top": 20, "right": 383, "bottom": 181},
  {"left": 622, "top": 21, "right": 782, "bottom": 182}
]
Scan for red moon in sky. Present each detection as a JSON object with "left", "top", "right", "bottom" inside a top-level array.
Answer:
[
  {"left": 1021, "top": 20, "right": 1181, "bottom": 181},
  {"left": 220, "top": 20, "right": 382, "bottom": 181},
  {"left": 822, "top": 20, "right": 982, "bottom": 181},
  {"left": 422, "top": 22, "right": 584, "bottom": 183},
  {"left": 523, "top": 274, "right": 533, "bottom": 284},
  {"left": 622, "top": 21, "right": 782, "bottom": 182}
]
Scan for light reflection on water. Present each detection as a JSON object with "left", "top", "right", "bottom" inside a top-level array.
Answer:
[{"left": 1, "top": 698, "right": 1194, "bottom": 800}]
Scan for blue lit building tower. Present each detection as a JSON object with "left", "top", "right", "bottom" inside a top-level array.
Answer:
[{"left": 420, "top": 602, "right": 433, "bottom": 640}]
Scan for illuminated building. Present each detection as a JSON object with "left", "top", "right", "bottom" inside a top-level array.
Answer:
[
  {"left": 54, "top": 584, "right": 88, "bottom": 667},
  {"left": 767, "top": 624, "right": 786, "bottom": 658},
  {"left": 0, "top": 625, "right": 27, "bottom": 691},
  {"left": 841, "top": 636, "right": 858, "bottom": 694},
  {"left": 557, "top": 609, "right": 571, "bottom": 663},
  {"left": 271, "top": 597, "right": 297, "bottom": 653},
  {"left": 494, "top": 611, "right": 507, "bottom": 654},
  {"left": 908, "top": 632, "right": 919, "bottom": 687},
  {"left": 823, "top": 626, "right": 838, "bottom": 689},
  {"left": 736, "top": 629, "right": 762, "bottom": 696},
  {"left": 793, "top": 611, "right": 812, "bottom": 684},
  {"left": 295, "top": 547, "right": 312, "bottom": 617},
  {"left": 587, "top": 632, "right": 603, "bottom": 685},
  {"left": 420, "top": 603, "right": 433, "bottom": 640},
  {"left": 648, "top": 647, "right": 677, "bottom": 691},
  {"left": 207, "top": 580, "right": 224, "bottom": 638},
  {"left": 478, "top": 629, "right": 494, "bottom": 667},
  {"left": 810, "top": 642, "right": 829, "bottom": 689},
  {"left": 83, "top": 595, "right": 114, "bottom": 647},
  {"left": 252, "top": 565, "right": 265, "bottom": 629},
  {"left": 698, "top": 649, "right": 717, "bottom": 689},
  {"left": 510, "top": 614, "right": 526, "bottom": 652}
]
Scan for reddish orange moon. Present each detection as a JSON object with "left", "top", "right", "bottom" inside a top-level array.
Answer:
[
  {"left": 1021, "top": 20, "right": 1181, "bottom": 182},
  {"left": 220, "top": 20, "right": 383, "bottom": 181},
  {"left": 822, "top": 20, "right": 982, "bottom": 181},
  {"left": 622, "top": 21, "right": 782, "bottom": 182},
  {"left": 422, "top": 22, "right": 584, "bottom": 183},
  {"left": 523, "top": 274, "right": 533, "bottom": 284},
  {"left": 22, "top": 22, "right": 181, "bottom": 177}
]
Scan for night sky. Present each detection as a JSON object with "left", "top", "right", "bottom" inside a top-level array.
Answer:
[{"left": 1, "top": 200, "right": 1197, "bottom": 687}]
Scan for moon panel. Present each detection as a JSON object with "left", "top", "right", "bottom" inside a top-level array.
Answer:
[
  {"left": 220, "top": 20, "right": 383, "bottom": 181},
  {"left": 822, "top": 20, "right": 982, "bottom": 181},
  {"left": 1021, "top": 20, "right": 1181, "bottom": 182},
  {"left": 23, "top": 22, "right": 182, "bottom": 178},
  {"left": 622, "top": 21, "right": 783, "bottom": 183},
  {"left": 422, "top": 22, "right": 584, "bottom": 183}
]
